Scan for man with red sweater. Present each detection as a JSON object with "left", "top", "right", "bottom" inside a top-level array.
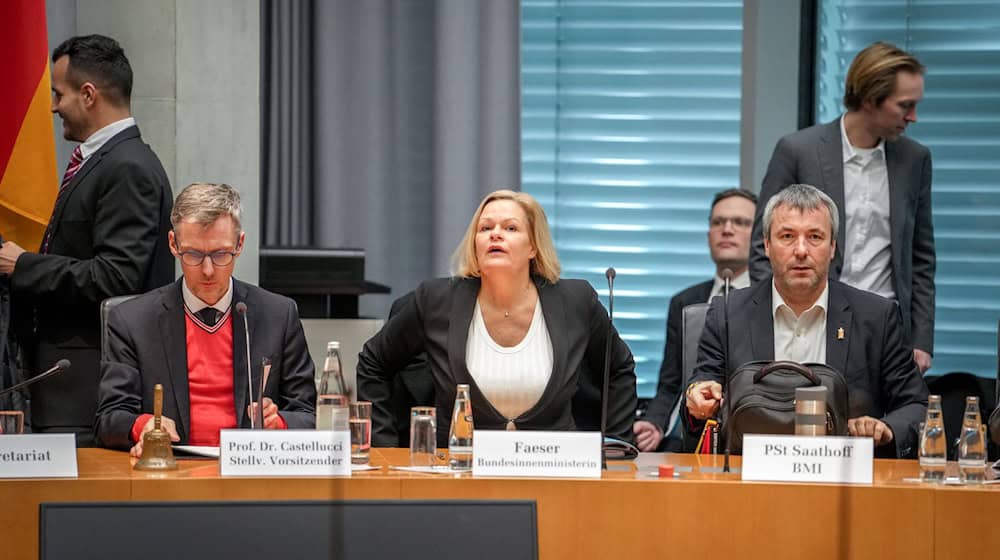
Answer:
[{"left": 95, "top": 183, "right": 316, "bottom": 455}]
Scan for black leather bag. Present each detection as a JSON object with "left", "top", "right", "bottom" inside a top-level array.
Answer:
[{"left": 723, "top": 360, "right": 849, "bottom": 454}]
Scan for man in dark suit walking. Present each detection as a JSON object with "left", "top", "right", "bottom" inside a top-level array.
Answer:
[
  {"left": 689, "top": 184, "right": 928, "bottom": 458},
  {"left": 95, "top": 183, "right": 316, "bottom": 455},
  {"left": 750, "top": 42, "right": 935, "bottom": 374},
  {"left": 633, "top": 188, "right": 756, "bottom": 452},
  {"left": 0, "top": 35, "right": 173, "bottom": 445}
]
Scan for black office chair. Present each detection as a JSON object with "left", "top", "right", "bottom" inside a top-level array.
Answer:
[
  {"left": 100, "top": 295, "right": 138, "bottom": 361},
  {"left": 678, "top": 302, "right": 710, "bottom": 452}
]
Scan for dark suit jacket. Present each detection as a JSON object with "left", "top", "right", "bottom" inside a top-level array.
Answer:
[
  {"left": 690, "top": 278, "right": 929, "bottom": 458},
  {"left": 12, "top": 125, "right": 174, "bottom": 436},
  {"left": 357, "top": 276, "right": 638, "bottom": 447},
  {"left": 95, "top": 279, "right": 317, "bottom": 449},
  {"left": 750, "top": 119, "right": 936, "bottom": 354},
  {"left": 642, "top": 279, "right": 713, "bottom": 433}
]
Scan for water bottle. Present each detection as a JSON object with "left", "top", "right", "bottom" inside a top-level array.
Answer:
[
  {"left": 957, "top": 396, "right": 986, "bottom": 484},
  {"left": 448, "top": 384, "right": 474, "bottom": 470},
  {"left": 918, "top": 395, "right": 946, "bottom": 482},
  {"left": 319, "top": 341, "right": 349, "bottom": 397},
  {"left": 316, "top": 341, "right": 349, "bottom": 431}
]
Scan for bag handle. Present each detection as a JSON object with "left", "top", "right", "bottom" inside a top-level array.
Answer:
[{"left": 753, "top": 360, "right": 820, "bottom": 385}]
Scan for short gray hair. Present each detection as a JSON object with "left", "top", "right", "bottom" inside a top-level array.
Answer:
[
  {"left": 762, "top": 184, "right": 839, "bottom": 241},
  {"left": 171, "top": 182, "right": 243, "bottom": 233}
]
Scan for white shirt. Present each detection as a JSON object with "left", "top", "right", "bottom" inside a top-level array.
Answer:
[
  {"left": 772, "top": 280, "right": 828, "bottom": 364},
  {"left": 466, "top": 300, "right": 553, "bottom": 423},
  {"left": 709, "top": 269, "right": 750, "bottom": 301},
  {"left": 78, "top": 117, "right": 136, "bottom": 160},
  {"left": 182, "top": 278, "right": 234, "bottom": 315},
  {"left": 838, "top": 114, "right": 895, "bottom": 299}
]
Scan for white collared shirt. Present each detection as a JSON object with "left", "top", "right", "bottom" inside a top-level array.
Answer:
[
  {"left": 182, "top": 278, "right": 234, "bottom": 315},
  {"left": 466, "top": 300, "right": 553, "bottom": 423},
  {"left": 78, "top": 117, "right": 136, "bottom": 161},
  {"left": 772, "top": 280, "right": 828, "bottom": 364},
  {"left": 838, "top": 114, "right": 895, "bottom": 300},
  {"left": 709, "top": 269, "right": 750, "bottom": 301}
]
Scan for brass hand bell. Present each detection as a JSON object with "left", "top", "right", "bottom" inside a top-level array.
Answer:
[{"left": 134, "top": 383, "right": 178, "bottom": 471}]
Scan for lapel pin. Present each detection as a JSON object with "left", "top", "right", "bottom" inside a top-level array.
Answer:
[{"left": 837, "top": 327, "right": 845, "bottom": 340}]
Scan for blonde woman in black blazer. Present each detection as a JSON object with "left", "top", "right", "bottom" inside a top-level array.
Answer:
[{"left": 357, "top": 190, "right": 637, "bottom": 447}]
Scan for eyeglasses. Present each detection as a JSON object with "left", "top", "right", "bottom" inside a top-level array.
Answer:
[
  {"left": 709, "top": 216, "right": 753, "bottom": 229},
  {"left": 173, "top": 239, "right": 241, "bottom": 267}
]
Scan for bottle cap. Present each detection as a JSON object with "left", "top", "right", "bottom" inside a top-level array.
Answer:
[
  {"left": 658, "top": 464, "right": 675, "bottom": 478},
  {"left": 327, "top": 341, "right": 340, "bottom": 351}
]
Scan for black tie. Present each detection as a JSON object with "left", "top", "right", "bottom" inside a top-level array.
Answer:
[{"left": 196, "top": 308, "right": 220, "bottom": 327}]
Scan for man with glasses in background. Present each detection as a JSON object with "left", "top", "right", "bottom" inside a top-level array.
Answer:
[
  {"left": 633, "top": 188, "right": 757, "bottom": 451},
  {"left": 95, "top": 183, "right": 315, "bottom": 455}
]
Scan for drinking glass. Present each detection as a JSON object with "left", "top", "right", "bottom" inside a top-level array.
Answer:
[
  {"left": 349, "top": 401, "right": 372, "bottom": 465},
  {"left": 316, "top": 394, "right": 349, "bottom": 431},
  {"left": 409, "top": 406, "right": 436, "bottom": 466},
  {"left": 0, "top": 411, "right": 24, "bottom": 435}
]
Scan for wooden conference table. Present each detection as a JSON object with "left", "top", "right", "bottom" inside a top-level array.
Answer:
[{"left": 2, "top": 448, "right": 998, "bottom": 559}]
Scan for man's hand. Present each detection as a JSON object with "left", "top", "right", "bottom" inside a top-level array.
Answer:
[
  {"left": 129, "top": 415, "right": 180, "bottom": 458},
  {"left": 913, "top": 349, "right": 932, "bottom": 374},
  {"left": 686, "top": 381, "right": 723, "bottom": 420},
  {"left": 248, "top": 397, "right": 282, "bottom": 429},
  {"left": 0, "top": 241, "right": 26, "bottom": 275},
  {"left": 848, "top": 416, "right": 894, "bottom": 446},
  {"left": 633, "top": 420, "right": 664, "bottom": 452}
]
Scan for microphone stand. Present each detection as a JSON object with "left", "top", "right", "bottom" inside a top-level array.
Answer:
[
  {"left": 600, "top": 267, "right": 616, "bottom": 470},
  {"left": 235, "top": 302, "right": 257, "bottom": 429},
  {"left": 0, "top": 360, "right": 71, "bottom": 399},
  {"left": 721, "top": 269, "right": 732, "bottom": 473}
]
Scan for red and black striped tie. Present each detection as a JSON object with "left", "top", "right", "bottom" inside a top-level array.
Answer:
[{"left": 40, "top": 146, "right": 84, "bottom": 253}]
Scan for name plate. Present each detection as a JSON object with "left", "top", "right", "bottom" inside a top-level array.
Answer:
[
  {"left": 472, "top": 430, "right": 601, "bottom": 478},
  {"left": 742, "top": 434, "right": 873, "bottom": 484},
  {"left": 0, "top": 434, "right": 78, "bottom": 478},
  {"left": 219, "top": 430, "right": 351, "bottom": 476}
]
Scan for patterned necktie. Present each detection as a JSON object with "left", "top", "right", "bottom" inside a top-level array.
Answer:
[
  {"left": 196, "top": 308, "right": 220, "bottom": 327},
  {"left": 40, "top": 146, "right": 85, "bottom": 253}
]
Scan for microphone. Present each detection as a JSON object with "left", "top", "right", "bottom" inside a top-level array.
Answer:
[
  {"left": 235, "top": 302, "right": 259, "bottom": 429},
  {"left": 600, "top": 267, "right": 616, "bottom": 469},
  {"left": 0, "top": 359, "right": 71, "bottom": 398},
  {"left": 720, "top": 268, "right": 733, "bottom": 473},
  {"left": 721, "top": 267, "right": 733, "bottom": 297}
]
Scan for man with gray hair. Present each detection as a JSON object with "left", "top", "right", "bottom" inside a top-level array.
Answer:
[
  {"left": 687, "top": 184, "right": 928, "bottom": 458},
  {"left": 95, "top": 183, "right": 316, "bottom": 455}
]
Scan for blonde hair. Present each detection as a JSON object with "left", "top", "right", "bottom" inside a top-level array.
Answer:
[
  {"left": 171, "top": 182, "right": 243, "bottom": 232},
  {"left": 451, "top": 190, "right": 560, "bottom": 283},
  {"left": 843, "top": 42, "right": 925, "bottom": 111}
]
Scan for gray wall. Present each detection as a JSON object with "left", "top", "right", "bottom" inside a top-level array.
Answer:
[
  {"left": 740, "top": 0, "right": 803, "bottom": 193},
  {"left": 45, "top": 0, "right": 260, "bottom": 283}
]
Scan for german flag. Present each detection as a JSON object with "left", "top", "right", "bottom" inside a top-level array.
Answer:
[{"left": 0, "top": 0, "right": 58, "bottom": 249}]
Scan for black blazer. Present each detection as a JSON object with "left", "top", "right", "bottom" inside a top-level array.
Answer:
[
  {"left": 357, "top": 276, "right": 638, "bottom": 447},
  {"left": 642, "top": 279, "right": 713, "bottom": 431},
  {"left": 750, "top": 119, "right": 936, "bottom": 354},
  {"left": 95, "top": 279, "right": 317, "bottom": 449},
  {"left": 12, "top": 125, "right": 174, "bottom": 434},
  {"left": 690, "top": 278, "right": 929, "bottom": 458}
]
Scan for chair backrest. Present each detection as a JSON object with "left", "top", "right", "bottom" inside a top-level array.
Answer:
[
  {"left": 100, "top": 295, "right": 138, "bottom": 361},
  {"left": 681, "top": 302, "right": 711, "bottom": 392}
]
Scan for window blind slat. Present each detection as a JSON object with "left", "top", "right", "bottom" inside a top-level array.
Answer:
[{"left": 522, "top": 0, "right": 742, "bottom": 396}]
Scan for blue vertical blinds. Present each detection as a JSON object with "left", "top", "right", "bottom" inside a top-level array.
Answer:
[
  {"left": 521, "top": 1, "right": 743, "bottom": 397},
  {"left": 816, "top": 0, "right": 1000, "bottom": 377}
]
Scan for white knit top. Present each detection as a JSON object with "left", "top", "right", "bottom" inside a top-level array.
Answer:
[{"left": 466, "top": 300, "right": 553, "bottom": 424}]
